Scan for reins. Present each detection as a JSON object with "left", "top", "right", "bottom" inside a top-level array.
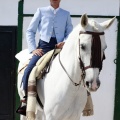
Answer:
[{"left": 58, "top": 53, "right": 84, "bottom": 86}]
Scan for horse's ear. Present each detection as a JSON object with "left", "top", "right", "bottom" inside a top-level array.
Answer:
[
  {"left": 100, "top": 17, "right": 116, "bottom": 29},
  {"left": 81, "top": 14, "right": 88, "bottom": 28}
]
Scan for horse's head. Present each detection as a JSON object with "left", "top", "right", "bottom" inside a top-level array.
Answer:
[{"left": 78, "top": 14, "right": 115, "bottom": 92}]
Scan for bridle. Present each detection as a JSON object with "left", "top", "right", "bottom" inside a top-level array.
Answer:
[
  {"left": 59, "top": 31, "right": 106, "bottom": 87},
  {"left": 79, "top": 31, "right": 105, "bottom": 72}
]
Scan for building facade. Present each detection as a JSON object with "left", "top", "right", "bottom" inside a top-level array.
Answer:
[{"left": 0, "top": 0, "right": 120, "bottom": 120}]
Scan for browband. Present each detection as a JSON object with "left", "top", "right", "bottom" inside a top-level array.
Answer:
[{"left": 79, "top": 31, "right": 104, "bottom": 35}]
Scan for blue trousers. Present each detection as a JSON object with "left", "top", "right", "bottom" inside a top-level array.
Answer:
[{"left": 22, "top": 37, "right": 57, "bottom": 91}]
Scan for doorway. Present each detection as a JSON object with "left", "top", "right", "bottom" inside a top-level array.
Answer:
[{"left": 0, "top": 26, "right": 17, "bottom": 120}]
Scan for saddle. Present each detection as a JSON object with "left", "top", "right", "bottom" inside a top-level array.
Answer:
[{"left": 18, "top": 49, "right": 61, "bottom": 79}]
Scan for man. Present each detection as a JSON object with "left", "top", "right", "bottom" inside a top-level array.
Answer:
[{"left": 16, "top": 0, "right": 73, "bottom": 115}]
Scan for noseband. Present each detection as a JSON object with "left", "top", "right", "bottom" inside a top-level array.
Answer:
[{"left": 79, "top": 31, "right": 105, "bottom": 72}]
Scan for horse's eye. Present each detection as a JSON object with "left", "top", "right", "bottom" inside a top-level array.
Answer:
[{"left": 80, "top": 44, "right": 86, "bottom": 50}]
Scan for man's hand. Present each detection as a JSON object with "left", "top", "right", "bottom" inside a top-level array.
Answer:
[
  {"left": 32, "top": 49, "right": 44, "bottom": 56},
  {"left": 56, "top": 42, "right": 65, "bottom": 49}
]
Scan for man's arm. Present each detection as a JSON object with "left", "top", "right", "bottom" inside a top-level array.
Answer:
[
  {"left": 26, "top": 8, "right": 41, "bottom": 53},
  {"left": 64, "top": 12, "right": 73, "bottom": 41},
  {"left": 56, "top": 42, "right": 65, "bottom": 49}
]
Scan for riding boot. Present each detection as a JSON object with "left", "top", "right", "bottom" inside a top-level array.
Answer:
[{"left": 16, "top": 90, "right": 27, "bottom": 116}]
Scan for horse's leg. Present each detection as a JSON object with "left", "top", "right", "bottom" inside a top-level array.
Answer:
[
  {"left": 17, "top": 72, "right": 25, "bottom": 100},
  {"left": 35, "top": 110, "right": 43, "bottom": 120},
  {"left": 20, "top": 115, "right": 26, "bottom": 120},
  {"left": 45, "top": 114, "right": 54, "bottom": 120},
  {"left": 17, "top": 69, "right": 26, "bottom": 119},
  {"left": 20, "top": 111, "right": 43, "bottom": 120}
]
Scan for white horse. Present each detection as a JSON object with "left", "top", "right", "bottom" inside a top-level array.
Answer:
[{"left": 16, "top": 14, "right": 115, "bottom": 120}]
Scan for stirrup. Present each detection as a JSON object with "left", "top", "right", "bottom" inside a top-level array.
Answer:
[
  {"left": 16, "top": 98, "right": 27, "bottom": 116},
  {"left": 16, "top": 105, "right": 26, "bottom": 116}
]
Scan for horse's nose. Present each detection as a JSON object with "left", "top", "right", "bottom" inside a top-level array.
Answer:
[
  {"left": 86, "top": 79, "right": 101, "bottom": 92},
  {"left": 96, "top": 79, "right": 101, "bottom": 88},
  {"left": 91, "top": 85, "right": 98, "bottom": 91},
  {"left": 91, "top": 79, "right": 101, "bottom": 91},
  {"left": 86, "top": 81, "right": 91, "bottom": 89},
  {"left": 86, "top": 81, "right": 89, "bottom": 87}
]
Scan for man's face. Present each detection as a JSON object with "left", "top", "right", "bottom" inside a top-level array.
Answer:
[{"left": 50, "top": 0, "right": 61, "bottom": 6}]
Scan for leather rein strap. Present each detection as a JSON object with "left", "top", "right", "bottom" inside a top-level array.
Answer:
[
  {"left": 58, "top": 53, "right": 83, "bottom": 86},
  {"left": 80, "top": 31, "right": 104, "bottom": 35}
]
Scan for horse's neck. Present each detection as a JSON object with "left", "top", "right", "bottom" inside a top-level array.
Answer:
[{"left": 59, "top": 28, "right": 82, "bottom": 83}]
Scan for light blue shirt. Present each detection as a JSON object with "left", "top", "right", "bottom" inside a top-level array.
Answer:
[{"left": 26, "top": 6, "right": 73, "bottom": 53}]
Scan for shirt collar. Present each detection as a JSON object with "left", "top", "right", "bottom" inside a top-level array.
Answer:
[{"left": 49, "top": 6, "right": 60, "bottom": 14}]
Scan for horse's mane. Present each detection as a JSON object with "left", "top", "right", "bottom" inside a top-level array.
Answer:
[
  {"left": 62, "top": 24, "right": 81, "bottom": 51},
  {"left": 68, "top": 24, "right": 81, "bottom": 41},
  {"left": 64, "top": 24, "right": 81, "bottom": 45}
]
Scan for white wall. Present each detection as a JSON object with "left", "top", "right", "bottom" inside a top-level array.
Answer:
[
  {"left": 0, "top": 0, "right": 118, "bottom": 25},
  {"left": 24, "top": 0, "right": 119, "bottom": 15},
  {"left": 0, "top": 0, "right": 18, "bottom": 25}
]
